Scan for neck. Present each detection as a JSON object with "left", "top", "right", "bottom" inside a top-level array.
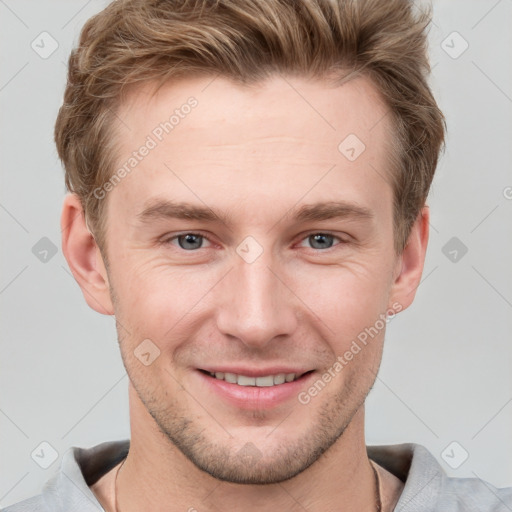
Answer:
[{"left": 117, "top": 383, "right": 378, "bottom": 512}]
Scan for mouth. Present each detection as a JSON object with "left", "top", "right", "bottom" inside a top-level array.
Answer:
[
  {"left": 199, "top": 370, "right": 312, "bottom": 387},
  {"left": 195, "top": 365, "right": 316, "bottom": 409}
]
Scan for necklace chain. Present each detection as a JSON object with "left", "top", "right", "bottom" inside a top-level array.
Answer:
[
  {"left": 371, "top": 459, "right": 383, "bottom": 512},
  {"left": 114, "top": 458, "right": 382, "bottom": 512},
  {"left": 113, "top": 459, "right": 124, "bottom": 512}
]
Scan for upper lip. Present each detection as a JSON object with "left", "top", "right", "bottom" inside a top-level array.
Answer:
[{"left": 198, "top": 367, "right": 313, "bottom": 377}]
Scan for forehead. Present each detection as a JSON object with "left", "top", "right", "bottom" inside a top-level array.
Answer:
[
  {"left": 117, "top": 73, "right": 390, "bottom": 149},
  {"left": 107, "top": 73, "right": 394, "bottom": 227}
]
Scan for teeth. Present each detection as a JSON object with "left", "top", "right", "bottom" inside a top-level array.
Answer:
[
  {"left": 255, "top": 375, "right": 274, "bottom": 387},
  {"left": 208, "top": 371, "right": 299, "bottom": 386},
  {"left": 274, "top": 373, "right": 286, "bottom": 385},
  {"left": 238, "top": 375, "right": 256, "bottom": 386}
]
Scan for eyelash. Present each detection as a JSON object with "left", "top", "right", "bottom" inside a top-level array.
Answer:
[{"left": 161, "top": 231, "right": 349, "bottom": 252}]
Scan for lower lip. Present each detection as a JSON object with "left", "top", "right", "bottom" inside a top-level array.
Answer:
[{"left": 197, "top": 370, "right": 315, "bottom": 410}]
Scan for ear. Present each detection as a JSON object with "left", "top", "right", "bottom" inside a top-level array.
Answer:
[
  {"left": 61, "top": 193, "right": 114, "bottom": 315},
  {"left": 388, "top": 205, "right": 430, "bottom": 311}
]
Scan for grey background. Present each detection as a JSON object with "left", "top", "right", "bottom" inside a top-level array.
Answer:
[{"left": 1, "top": 0, "right": 511, "bottom": 507}]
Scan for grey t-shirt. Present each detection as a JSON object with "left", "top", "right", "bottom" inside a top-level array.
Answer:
[{"left": 2, "top": 439, "right": 511, "bottom": 511}]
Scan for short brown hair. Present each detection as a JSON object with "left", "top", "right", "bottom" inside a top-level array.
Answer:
[{"left": 55, "top": 0, "right": 445, "bottom": 255}]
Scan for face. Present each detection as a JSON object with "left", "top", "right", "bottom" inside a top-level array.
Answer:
[{"left": 94, "top": 74, "right": 406, "bottom": 483}]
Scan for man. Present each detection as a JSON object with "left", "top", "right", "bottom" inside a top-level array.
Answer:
[{"left": 4, "top": 0, "right": 511, "bottom": 511}]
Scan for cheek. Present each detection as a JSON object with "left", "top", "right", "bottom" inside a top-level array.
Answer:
[
  {"left": 110, "top": 256, "right": 222, "bottom": 339},
  {"left": 304, "top": 270, "right": 389, "bottom": 392},
  {"left": 111, "top": 242, "right": 394, "bottom": 349},
  {"left": 291, "top": 256, "right": 392, "bottom": 336}
]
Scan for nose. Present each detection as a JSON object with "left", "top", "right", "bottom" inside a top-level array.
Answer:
[{"left": 215, "top": 246, "right": 298, "bottom": 350}]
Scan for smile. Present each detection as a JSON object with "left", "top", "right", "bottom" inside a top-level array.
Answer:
[
  {"left": 197, "top": 368, "right": 316, "bottom": 409},
  {"left": 206, "top": 371, "right": 302, "bottom": 386}
]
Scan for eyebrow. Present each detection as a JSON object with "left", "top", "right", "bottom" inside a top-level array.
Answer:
[{"left": 136, "top": 198, "right": 374, "bottom": 226}]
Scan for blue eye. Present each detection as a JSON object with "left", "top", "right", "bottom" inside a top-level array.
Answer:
[
  {"left": 169, "top": 233, "right": 211, "bottom": 250},
  {"left": 162, "top": 232, "right": 345, "bottom": 252},
  {"left": 300, "top": 233, "right": 342, "bottom": 250}
]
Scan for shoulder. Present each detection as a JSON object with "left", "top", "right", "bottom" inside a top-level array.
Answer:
[
  {"left": 2, "top": 439, "right": 129, "bottom": 512},
  {"left": 436, "top": 473, "right": 512, "bottom": 511},
  {"left": 368, "top": 442, "right": 512, "bottom": 511},
  {"left": 1, "top": 494, "right": 49, "bottom": 512}
]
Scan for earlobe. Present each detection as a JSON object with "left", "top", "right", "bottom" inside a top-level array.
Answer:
[
  {"left": 61, "top": 193, "right": 114, "bottom": 316},
  {"left": 388, "top": 205, "right": 430, "bottom": 312}
]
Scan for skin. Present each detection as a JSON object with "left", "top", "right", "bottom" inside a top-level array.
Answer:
[{"left": 62, "top": 73, "right": 429, "bottom": 511}]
